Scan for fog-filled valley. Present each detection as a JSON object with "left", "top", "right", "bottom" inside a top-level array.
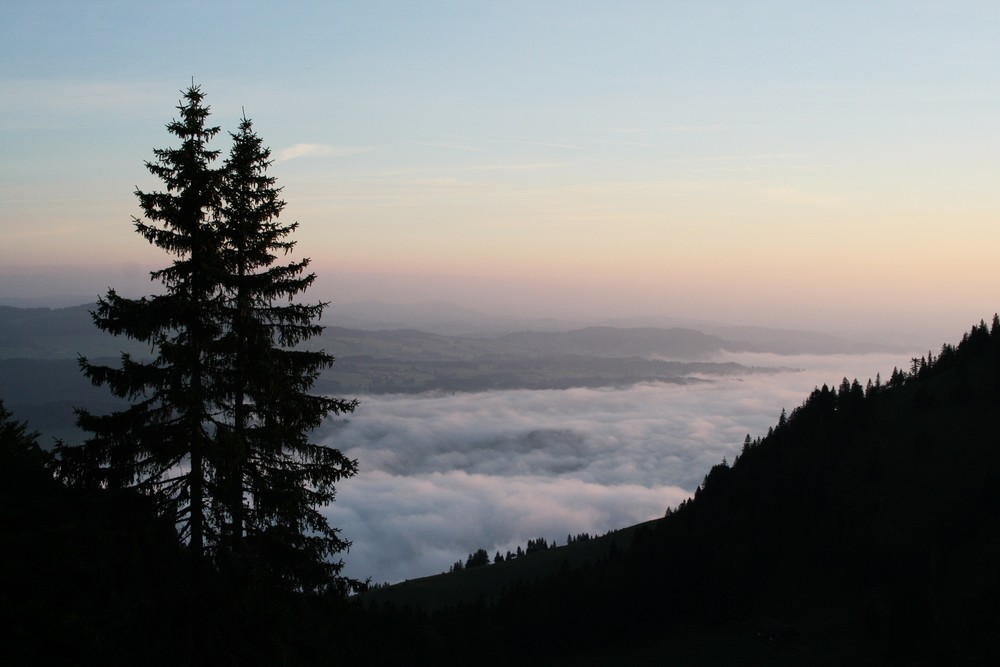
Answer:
[
  {"left": 326, "top": 349, "right": 916, "bottom": 584},
  {"left": 0, "top": 301, "right": 925, "bottom": 585}
]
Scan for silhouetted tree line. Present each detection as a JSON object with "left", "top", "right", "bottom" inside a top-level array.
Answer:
[
  {"left": 448, "top": 534, "right": 606, "bottom": 571},
  {"left": 449, "top": 548, "right": 492, "bottom": 572}
]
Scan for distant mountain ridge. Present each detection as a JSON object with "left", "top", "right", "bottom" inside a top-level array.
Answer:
[
  {"left": 0, "top": 301, "right": 900, "bottom": 359},
  {"left": 0, "top": 303, "right": 797, "bottom": 445},
  {"left": 491, "top": 326, "right": 728, "bottom": 359}
]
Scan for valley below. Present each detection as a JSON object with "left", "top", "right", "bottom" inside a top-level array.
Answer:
[{"left": 0, "top": 302, "right": 925, "bottom": 585}]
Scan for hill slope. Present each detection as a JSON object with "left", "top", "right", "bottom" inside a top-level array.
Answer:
[{"left": 352, "top": 318, "right": 1000, "bottom": 665}]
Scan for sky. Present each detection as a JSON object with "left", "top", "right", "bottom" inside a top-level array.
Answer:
[
  {"left": 3, "top": 1, "right": 1000, "bottom": 340},
  {"left": 325, "top": 351, "right": 909, "bottom": 583},
  {"left": 2, "top": 2, "right": 988, "bottom": 586}
]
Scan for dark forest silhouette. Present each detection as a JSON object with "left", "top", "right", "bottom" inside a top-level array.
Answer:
[{"left": 355, "top": 317, "right": 1000, "bottom": 664}]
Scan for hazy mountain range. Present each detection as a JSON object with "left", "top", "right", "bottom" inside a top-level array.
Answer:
[
  {"left": 0, "top": 300, "right": 910, "bottom": 361},
  {"left": 0, "top": 301, "right": 905, "bottom": 445}
]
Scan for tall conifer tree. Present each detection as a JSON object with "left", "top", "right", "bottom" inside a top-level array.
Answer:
[
  {"left": 60, "top": 86, "right": 224, "bottom": 566},
  {"left": 215, "top": 114, "right": 358, "bottom": 591},
  {"left": 58, "top": 88, "right": 357, "bottom": 593}
]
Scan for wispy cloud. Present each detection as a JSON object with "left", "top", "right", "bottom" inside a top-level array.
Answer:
[
  {"left": 277, "top": 143, "right": 373, "bottom": 161},
  {"left": 405, "top": 140, "right": 482, "bottom": 152},
  {"left": 658, "top": 153, "right": 815, "bottom": 174},
  {"left": 590, "top": 139, "right": 655, "bottom": 147},
  {"left": 0, "top": 79, "right": 168, "bottom": 113},
  {"left": 0, "top": 79, "right": 177, "bottom": 131},
  {"left": 501, "top": 139, "right": 582, "bottom": 150},
  {"left": 354, "top": 162, "right": 568, "bottom": 178},
  {"left": 409, "top": 136, "right": 583, "bottom": 152},
  {"left": 758, "top": 186, "right": 845, "bottom": 207},
  {"left": 462, "top": 162, "right": 567, "bottom": 172},
  {"left": 597, "top": 125, "right": 724, "bottom": 134},
  {"left": 668, "top": 153, "right": 798, "bottom": 163}
]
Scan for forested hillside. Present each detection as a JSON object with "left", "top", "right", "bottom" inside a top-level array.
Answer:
[{"left": 353, "top": 317, "right": 1000, "bottom": 664}]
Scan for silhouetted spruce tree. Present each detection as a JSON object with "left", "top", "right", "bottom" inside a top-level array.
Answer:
[
  {"left": 466, "top": 548, "right": 490, "bottom": 568},
  {"left": 0, "top": 399, "right": 48, "bottom": 494},
  {"left": 214, "top": 113, "right": 358, "bottom": 591},
  {"left": 57, "top": 87, "right": 358, "bottom": 594},
  {"left": 58, "top": 85, "right": 225, "bottom": 570}
]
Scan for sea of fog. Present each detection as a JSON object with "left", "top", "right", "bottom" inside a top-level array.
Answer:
[{"left": 322, "top": 351, "right": 918, "bottom": 584}]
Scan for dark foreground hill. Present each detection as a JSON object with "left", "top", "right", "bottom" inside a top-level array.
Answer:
[{"left": 3, "top": 318, "right": 1000, "bottom": 665}]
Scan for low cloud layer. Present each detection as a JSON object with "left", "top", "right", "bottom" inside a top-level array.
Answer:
[{"left": 324, "top": 352, "right": 912, "bottom": 584}]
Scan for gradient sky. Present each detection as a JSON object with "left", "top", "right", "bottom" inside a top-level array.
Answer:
[{"left": 3, "top": 1, "right": 1000, "bottom": 341}]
